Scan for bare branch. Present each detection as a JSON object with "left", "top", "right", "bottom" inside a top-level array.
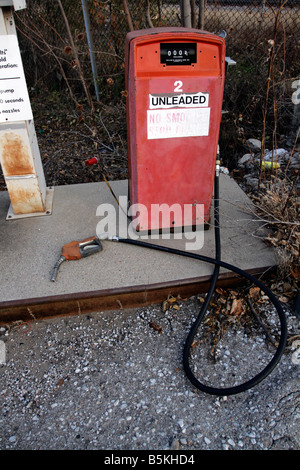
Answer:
[
  {"left": 57, "top": 0, "right": 95, "bottom": 116},
  {"left": 123, "top": 0, "right": 134, "bottom": 31}
]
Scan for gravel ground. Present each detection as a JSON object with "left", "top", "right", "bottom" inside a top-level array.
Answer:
[{"left": 0, "top": 294, "right": 299, "bottom": 452}]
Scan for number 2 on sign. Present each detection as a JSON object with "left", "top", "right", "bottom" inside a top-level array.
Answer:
[{"left": 174, "top": 80, "right": 183, "bottom": 92}]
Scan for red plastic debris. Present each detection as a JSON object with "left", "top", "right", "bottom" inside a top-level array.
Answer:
[{"left": 85, "top": 157, "right": 98, "bottom": 166}]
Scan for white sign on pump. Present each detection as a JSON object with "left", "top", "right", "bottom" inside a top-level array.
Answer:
[
  {"left": 147, "top": 107, "right": 211, "bottom": 140},
  {"left": 149, "top": 92, "right": 209, "bottom": 109},
  {"left": 0, "top": 35, "right": 33, "bottom": 123}
]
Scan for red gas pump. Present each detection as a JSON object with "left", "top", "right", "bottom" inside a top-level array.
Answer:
[
  {"left": 51, "top": 28, "right": 287, "bottom": 396},
  {"left": 125, "top": 27, "right": 226, "bottom": 232}
]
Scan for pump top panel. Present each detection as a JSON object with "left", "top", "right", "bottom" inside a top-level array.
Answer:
[{"left": 125, "top": 28, "right": 226, "bottom": 232}]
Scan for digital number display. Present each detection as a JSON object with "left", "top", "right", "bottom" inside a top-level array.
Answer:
[{"left": 160, "top": 43, "right": 197, "bottom": 66}]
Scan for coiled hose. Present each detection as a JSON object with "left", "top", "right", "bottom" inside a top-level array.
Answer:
[{"left": 113, "top": 171, "right": 287, "bottom": 396}]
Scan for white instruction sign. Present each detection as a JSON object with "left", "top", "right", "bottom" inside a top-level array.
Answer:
[
  {"left": 0, "top": 35, "right": 33, "bottom": 123},
  {"left": 147, "top": 107, "right": 210, "bottom": 140},
  {"left": 149, "top": 92, "right": 209, "bottom": 109}
]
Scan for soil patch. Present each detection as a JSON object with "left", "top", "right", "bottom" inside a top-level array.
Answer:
[{"left": 0, "top": 92, "right": 128, "bottom": 190}]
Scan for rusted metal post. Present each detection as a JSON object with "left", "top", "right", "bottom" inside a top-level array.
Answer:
[{"left": 0, "top": 1, "right": 53, "bottom": 219}]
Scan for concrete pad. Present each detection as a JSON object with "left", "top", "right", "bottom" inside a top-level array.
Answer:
[{"left": 0, "top": 174, "right": 277, "bottom": 322}]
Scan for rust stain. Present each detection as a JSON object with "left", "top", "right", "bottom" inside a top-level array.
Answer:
[
  {"left": 7, "top": 180, "right": 44, "bottom": 214},
  {"left": 0, "top": 132, "right": 34, "bottom": 176}
]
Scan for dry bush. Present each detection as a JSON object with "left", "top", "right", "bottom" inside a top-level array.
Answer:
[{"left": 250, "top": 170, "right": 299, "bottom": 295}]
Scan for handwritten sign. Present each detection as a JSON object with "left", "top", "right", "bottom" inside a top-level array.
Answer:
[
  {"left": 147, "top": 107, "right": 210, "bottom": 140},
  {"left": 0, "top": 35, "right": 33, "bottom": 123}
]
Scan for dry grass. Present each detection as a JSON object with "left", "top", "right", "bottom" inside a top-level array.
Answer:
[{"left": 250, "top": 171, "right": 299, "bottom": 293}]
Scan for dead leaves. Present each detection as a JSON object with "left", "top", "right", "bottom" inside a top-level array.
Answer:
[
  {"left": 249, "top": 286, "right": 261, "bottom": 301},
  {"left": 269, "top": 279, "right": 297, "bottom": 303},
  {"left": 216, "top": 286, "right": 266, "bottom": 318},
  {"left": 161, "top": 294, "right": 186, "bottom": 313},
  {"left": 149, "top": 295, "right": 187, "bottom": 335},
  {"left": 204, "top": 287, "right": 250, "bottom": 319},
  {"left": 151, "top": 283, "right": 288, "bottom": 352},
  {"left": 264, "top": 229, "right": 300, "bottom": 262},
  {"left": 149, "top": 322, "right": 162, "bottom": 334},
  {"left": 195, "top": 285, "right": 280, "bottom": 357},
  {"left": 229, "top": 298, "right": 245, "bottom": 316},
  {"left": 291, "top": 265, "right": 300, "bottom": 282}
]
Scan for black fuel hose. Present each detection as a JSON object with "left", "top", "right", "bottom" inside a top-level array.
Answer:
[{"left": 114, "top": 172, "right": 287, "bottom": 396}]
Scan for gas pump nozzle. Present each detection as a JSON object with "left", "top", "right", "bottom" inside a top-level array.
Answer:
[{"left": 50, "top": 236, "right": 102, "bottom": 282}]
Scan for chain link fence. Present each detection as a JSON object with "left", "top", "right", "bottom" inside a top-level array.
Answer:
[
  {"left": 16, "top": 1, "right": 300, "bottom": 82},
  {"left": 14, "top": 0, "right": 300, "bottom": 164}
]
